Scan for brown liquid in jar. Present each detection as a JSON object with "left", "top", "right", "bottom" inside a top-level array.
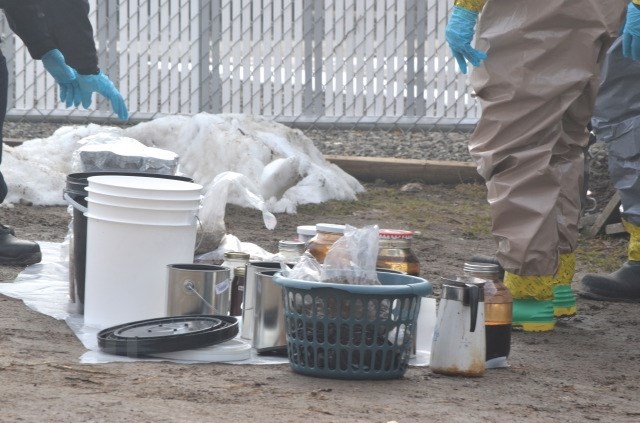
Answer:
[{"left": 376, "top": 230, "right": 420, "bottom": 276}]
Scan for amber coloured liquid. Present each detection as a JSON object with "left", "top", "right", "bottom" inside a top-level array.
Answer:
[
  {"left": 376, "top": 254, "right": 420, "bottom": 276},
  {"left": 229, "top": 275, "right": 245, "bottom": 316},
  {"left": 484, "top": 301, "right": 512, "bottom": 361}
]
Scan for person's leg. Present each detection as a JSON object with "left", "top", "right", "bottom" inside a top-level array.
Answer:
[
  {"left": 0, "top": 51, "right": 41, "bottom": 266},
  {"left": 580, "top": 38, "right": 640, "bottom": 301},
  {"left": 470, "top": 0, "right": 625, "bottom": 329}
]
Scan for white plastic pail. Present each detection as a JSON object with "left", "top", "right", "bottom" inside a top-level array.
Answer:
[
  {"left": 86, "top": 175, "right": 203, "bottom": 200},
  {"left": 83, "top": 175, "right": 202, "bottom": 329},
  {"left": 85, "top": 187, "right": 203, "bottom": 210}
]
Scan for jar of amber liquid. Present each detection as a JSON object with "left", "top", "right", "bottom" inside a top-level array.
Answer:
[
  {"left": 376, "top": 229, "right": 420, "bottom": 276},
  {"left": 463, "top": 262, "right": 512, "bottom": 367},
  {"left": 223, "top": 251, "right": 250, "bottom": 316},
  {"left": 306, "top": 223, "right": 345, "bottom": 264}
]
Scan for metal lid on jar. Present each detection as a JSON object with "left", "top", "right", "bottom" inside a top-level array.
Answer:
[
  {"left": 463, "top": 262, "right": 501, "bottom": 275},
  {"left": 379, "top": 229, "right": 413, "bottom": 239},
  {"left": 296, "top": 225, "right": 317, "bottom": 236},
  {"left": 224, "top": 251, "right": 250, "bottom": 260},
  {"left": 278, "top": 240, "right": 306, "bottom": 251},
  {"left": 315, "top": 223, "right": 346, "bottom": 234}
]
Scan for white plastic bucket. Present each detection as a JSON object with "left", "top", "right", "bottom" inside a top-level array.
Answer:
[
  {"left": 86, "top": 198, "right": 199, "bottom": 226},
  {"left": 86, "top": 187, "right": 203, "bottom": 210},
  {"left": 83, "top": 174, "right": 202, "bottom": 329},
  {"left": 86, "top": 175, "right": 203, "bottom": 200},
  {"left": 84, "top": 217, "right": 198, "bottom": 329}
]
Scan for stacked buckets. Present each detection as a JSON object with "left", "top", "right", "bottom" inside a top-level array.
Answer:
[{"left": 67, "top": 174, "right": 203, "bottom": 329}]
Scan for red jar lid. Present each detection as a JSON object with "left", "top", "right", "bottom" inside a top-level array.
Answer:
[{"left": 379, "top": 229, "right": 413, "bottom": 239}]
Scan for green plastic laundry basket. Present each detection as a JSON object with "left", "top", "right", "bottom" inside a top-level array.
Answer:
[{"left": 272, "top": 271, "right": 431, "bottom": 380}]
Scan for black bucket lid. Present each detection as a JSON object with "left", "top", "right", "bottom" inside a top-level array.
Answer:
[{"left": 97, "top": 315, "right": 238, "bottom": 358}]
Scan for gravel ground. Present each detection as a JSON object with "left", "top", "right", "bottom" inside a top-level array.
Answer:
[{"left": 3, "top": 119, "right": 607, "bottom": 163}]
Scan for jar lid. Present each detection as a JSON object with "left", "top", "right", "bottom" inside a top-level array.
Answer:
[
  {"left": 463, "top": 262, "right": 501, "bottom": 274},
  {"left": 315, "top": 223, "right": 346, "bottom": 234},
  {"left": 279, "top": 240, "right": 306, "bottom": 250},
  {"left": 379, "top": 229, "right": 413, "bottom": 239},
  {"left": 224, "top": 251, "right": 250, "bottom": 260},
  {"left": 296, "top": 225, "right": 317, "bottom": 236}
]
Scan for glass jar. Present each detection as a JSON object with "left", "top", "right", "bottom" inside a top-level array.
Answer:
[
  {"left": 277, "top": 239, "right": 306, "bottom": 263},
  {"left": 463, "top": 262, "right": 512, "bottom": 367},
  {"left": 376, "top": 229, "right": 420, "bottom": 276},
  {"left": 223, "top": 251, "right": 251, "bottom": 316},
  {"left": 306, "top": 223, "right": 345, "bottom": 264}
]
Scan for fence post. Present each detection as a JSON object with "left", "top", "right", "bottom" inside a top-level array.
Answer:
[
  {"left": 405, "top": 0, "right": 427, "bottom": 117},
  {"left": 95, "top": 0, "right": 120, "bottom": 116},
  {"left": 199, "top": 0, "right": 222, "bottom": 113},
  {"left": 303, "top": 0, "right": 324, "bottom": 116}
]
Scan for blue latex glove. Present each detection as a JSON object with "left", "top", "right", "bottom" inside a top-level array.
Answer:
[
  {"left": 76, "top": 72, "right": 129, "bottom": 120},
  {"left": 623, "top": 3, "right": 640, "bottom": 60},
  {"left": 445, "top": 6, "right": 487, "bottom": 74},
  {"left": 41, "top": 49, "right": 82, "bottom": 107}
]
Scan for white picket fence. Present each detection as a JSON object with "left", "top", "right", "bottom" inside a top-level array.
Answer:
[{"left": 1, "top": 0, "right": 479, "bottom": 129}]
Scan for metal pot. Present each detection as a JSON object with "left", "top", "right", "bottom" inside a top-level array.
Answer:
[{"left": 166, "top": 264, "right": 232, "bottom": 316}]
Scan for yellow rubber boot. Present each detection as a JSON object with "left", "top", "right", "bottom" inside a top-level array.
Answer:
[
  {"left": 625, "top": 220, "right": 640, "bottom": 261},
  {"left": 504, "top": 272, "right": 555, "bottom": 332},
  {"left": 552, "top": 253, "right": 577, "bottom": 318}
]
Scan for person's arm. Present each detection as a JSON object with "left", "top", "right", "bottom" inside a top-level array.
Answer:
[
  {"left": 453, "top": 0, "right": 486, "bottom": 13},
  {"left": 624, "top": 1, "right": 640, "bottom": 60},
  {"left": 41, "top": 0, "right": 99, "bottom": 75},
  {"left": 2, "top": 0, "right": 56, "bottom": 60},
  {"left": 445, "top": 0, "right": 488, "bottom": 74}
]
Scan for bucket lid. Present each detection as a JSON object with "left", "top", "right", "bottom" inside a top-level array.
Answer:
[
  {"left": 88, "top": 175, "right": 203, "bottom": 193},
  {"left": 97, "top": 315, "right": 238, "bottom": 357}
]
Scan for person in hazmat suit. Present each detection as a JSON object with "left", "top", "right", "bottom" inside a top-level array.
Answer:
[
  {"left": 446, "top": 0, "right": 639, "bottom": 330},
  {"left": 580, "top": 34, "right": 640, "bottom": 302},
  {"left": 0, "top": 0, "right": 127, "bottom": 266}
]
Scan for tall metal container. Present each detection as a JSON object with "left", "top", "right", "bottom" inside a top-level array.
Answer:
[
  {"left": 252, "top": 270, "right": 287, "bottom": 354},
  {"left": 166, "top": 264, "right": 232, "bottom": 316}
]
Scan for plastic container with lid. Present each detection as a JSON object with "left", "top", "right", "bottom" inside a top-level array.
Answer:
[
  {"left": 222, "top": 251, "right": 251, "bottom": 316},
  {"left": 463, "top": 262, "right": 512, "bottom": 368},
  {"left": 296, "top": 225, "right": 317, "bottom": 244},
  {"left": 376, "top": 229, "right": 420, "bottom": 277},
  {"left": 306, "top": 223, "right": 345, "bottom": 264}
]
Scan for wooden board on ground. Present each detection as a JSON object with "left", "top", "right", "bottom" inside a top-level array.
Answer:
[
  {"left": 586, "top": 192, "right": 621, "bottom": 238},
  {"left": 325, "top": 155, "right": 482, "bottom": 185}
]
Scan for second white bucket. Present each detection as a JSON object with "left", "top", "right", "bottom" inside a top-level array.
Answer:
[{"left": 83, "top": 175, "right": 202, "bottom": 329}]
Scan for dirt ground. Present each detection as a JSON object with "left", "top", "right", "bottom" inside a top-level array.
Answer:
[{"left": 0, "top": 181, "right": 639, "bottom": 423}]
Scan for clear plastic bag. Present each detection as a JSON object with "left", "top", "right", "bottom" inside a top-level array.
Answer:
[{"left": 320, "top": 224, "right": 381, "bottom": 285}]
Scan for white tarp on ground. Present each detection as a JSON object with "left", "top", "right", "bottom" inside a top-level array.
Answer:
[{"left": 0, "top": 242, "right": 434, "bottom": 366}]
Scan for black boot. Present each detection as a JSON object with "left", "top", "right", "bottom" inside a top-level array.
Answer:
[
  {"left": 0, "top": 225, "right": 41, "bottom": 266},
  {"left": 468, "top": 254, "right": 505, "bottom": 280},
  {"left": 579, "top": 261, "right": 640, "bottom": 302}
]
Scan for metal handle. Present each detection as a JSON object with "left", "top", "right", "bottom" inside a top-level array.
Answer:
[
  {"left": 466, "top": 283, "right": 480, "bottom": 332},
  {"left": 63, "top": 191, "right": 88, "bottom": 214}
]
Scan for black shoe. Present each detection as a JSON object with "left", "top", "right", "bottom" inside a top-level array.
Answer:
[
  {"left": 0, "top": 225, "right": 41, "bottom": 266},
  {"left": 579, "top": 261, "right": 640, "bottom": 302},
  {"left": 468, "top": 254, "right": 505, "bottom": 280}
]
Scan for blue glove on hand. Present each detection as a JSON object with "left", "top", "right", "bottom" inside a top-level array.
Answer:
[
  {"left": 41, "top": 49, "right": 82, "bottom": 107},
  {"left": 623, "top": 3, "right": 640, "bottom": 60},
  {"left": 445, "top": 6, "right": 487, "bottom": 74},
  {"left": 76, "top": 72, "right": 129, "bottom": 120}
]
